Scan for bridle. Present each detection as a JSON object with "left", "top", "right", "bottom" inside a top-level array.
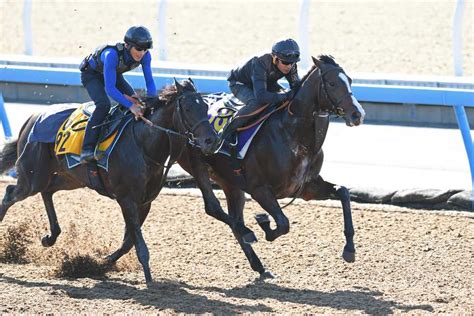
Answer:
[
  {"left": 174, "top": 91, "right": 210, "bottom": 147},
  {"left": 137, "top": 90, "right": 211, "bottom": 199},
  {"left": 317, "top": 66, "right": 354, "bottom": 117},
  {"left": 142, "top": 90, "right": 209, "bottom": 147}
]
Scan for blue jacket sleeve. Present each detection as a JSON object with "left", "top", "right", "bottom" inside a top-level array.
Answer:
[
  {"left": 251, "top": 58, "right": 287, "bottom": 104},
  {"left": 140, "top": 52, "right": 157, "bottom": 96},
  {"left": 102, "top": 49, "right": 134, "bottom": 108}
]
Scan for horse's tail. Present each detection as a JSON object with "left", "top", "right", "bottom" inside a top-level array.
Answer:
[{"left": 0, "top": 139, "right": 18, "bottom": 174}]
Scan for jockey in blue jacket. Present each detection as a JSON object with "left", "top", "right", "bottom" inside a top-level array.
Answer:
[{"left": 78, "top": 25, "right": 156, "bottom": 163}]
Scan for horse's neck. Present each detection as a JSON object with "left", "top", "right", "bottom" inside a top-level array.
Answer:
[
  {"left": 151, "top": 103, "right": 175, "bottom": 128},
  {"left": 276, "top": 74, "right": 328, "bottom": 150},
  {"left": 133, "top": 104, "right": 176, "bottom": 164},
  {"left": 290, "top": 72, "right": 321, "bottom": 118}
]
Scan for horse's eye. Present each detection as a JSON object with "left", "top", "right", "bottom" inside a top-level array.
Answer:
[{"left": 329, "top": 82, "right": 336, "bottom": 87}]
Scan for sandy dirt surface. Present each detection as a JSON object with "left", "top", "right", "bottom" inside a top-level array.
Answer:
[
  {"left": 1, "top": 0, "right": 473, "bottom": 76},
  {"left": 0, "top": 179, "right": 472, "bottom": 314}
]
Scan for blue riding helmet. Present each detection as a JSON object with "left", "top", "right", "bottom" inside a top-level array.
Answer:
[
  {"left": 124, "top": 26, "right": 153, "bottom": 50},
  {"left": 272, "top": 39, "right": 300, "bottom": 63}
]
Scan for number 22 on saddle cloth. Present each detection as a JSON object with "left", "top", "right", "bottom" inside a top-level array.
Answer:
[{"left": 54, "top": 106, "right": 117, "bottom": 156}]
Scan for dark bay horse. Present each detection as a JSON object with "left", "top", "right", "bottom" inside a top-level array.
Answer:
[
  {"left": 0, "top": 79, "right": 218, "bottom": 282},
  {"left": 99, "top": 55, "right": 365, "bottom": 279},
  {"left": 177, "top": 55, "right": 366, "bottom": 277}
]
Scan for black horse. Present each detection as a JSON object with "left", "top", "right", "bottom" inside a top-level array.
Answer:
[
  {"left": 0, "top": 79, "right": 218, "bottom": 282},
  {"left": 177, "top": 55, "right": 366, "bottom": 277},
  {"left": 96, "top": 55, "right": 365, "bottom": 278}
]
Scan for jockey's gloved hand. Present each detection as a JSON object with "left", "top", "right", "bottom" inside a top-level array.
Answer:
[
  {"left": 124, "top": 94, "right": 142, "bottom": 104},
  {"left": 130, "top": 102, "right": 145, "bottom": 120}
]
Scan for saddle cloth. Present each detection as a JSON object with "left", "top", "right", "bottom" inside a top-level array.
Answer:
[
  {"left": 58, "top": 102, "right": 133, "bottom": 171},
  {"left": 28, "top": 102, "right": 132, "bottom": 171},
  {"left": 204, "top": 93, "right": 267, "bottom": 159}
]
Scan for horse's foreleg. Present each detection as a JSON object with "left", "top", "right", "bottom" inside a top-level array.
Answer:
[
  {"left": 106, "top": 202, "right": 151, "bottom": 264},
  {"left": 40, "top": 192, "right": 61, "bottom": 247},
  {"left": 182, "top": 155, "right": 257, "bottom": 243},
  {"left": 251, "top": 186, "right": 290, "bottom": 242},
  {"left": 301, "top": 175, "right": 355, "bottom": 263},
  {"left": 117, "top": 197, "right": 152, "bottom": 283},
  {"left": 224, "top": 185, "right": 274, "bottom": 279}
]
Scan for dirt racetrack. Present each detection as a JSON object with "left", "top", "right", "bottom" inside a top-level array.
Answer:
[{"left": 0, "top": 179, "right": 472, "bottom": 314}]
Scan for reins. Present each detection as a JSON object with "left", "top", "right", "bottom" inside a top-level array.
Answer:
[{"left": 136, "top": 91, "right": 207, "bottom": 194}]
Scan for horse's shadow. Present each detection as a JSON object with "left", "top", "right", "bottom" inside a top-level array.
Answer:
[
  {"left": 186, "top": 281, "right": 434, "bottom": 314},
  {"left": 0, "top": 274, "right": 270, "bottom": 313},
  {"left": 0, "top": 274, "right": 433, "bottom": 314}
]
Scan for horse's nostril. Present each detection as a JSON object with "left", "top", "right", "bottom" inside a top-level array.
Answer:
[
  {"left": 352, "top": 112, "right": 361, "bottom": 120},
  {"left": 205, "top": 138, "right": 213, "bottom": 145}
]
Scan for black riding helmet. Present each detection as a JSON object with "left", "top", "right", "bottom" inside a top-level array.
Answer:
[
  {"left": 272, "top": 39, "right": 300, "bottom": 63},
  {"left": 124, "top": 26, "right": 153, "bottom": 50}
]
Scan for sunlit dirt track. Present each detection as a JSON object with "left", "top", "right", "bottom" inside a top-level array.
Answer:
[{"left": 0, "top": 180, "right": 472, "bottom": 314}]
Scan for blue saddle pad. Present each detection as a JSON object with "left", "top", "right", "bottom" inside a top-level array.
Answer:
[{"left": 28, "top": 103, "right": 79, "bottom": 143}]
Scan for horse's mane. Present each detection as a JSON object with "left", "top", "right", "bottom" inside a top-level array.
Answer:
[
  {"left": 296, "top": 54, "right": 340, "bottom": 89},
  {"left": 317, "top": 54, "right": 340, "bottom": 68},
  {"left": 159, "top": 85, "right": 178, "bottom": 103},
  {"left": 159, "top": 79, "right": 196, "bottom": 103}
]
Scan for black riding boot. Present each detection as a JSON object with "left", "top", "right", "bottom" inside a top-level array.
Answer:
[
  {"left": 218, "top": 116, "right": 249, "bottom": 147},
  {"left": 80, "top": 121, "right": 101, "bottom": 163}
]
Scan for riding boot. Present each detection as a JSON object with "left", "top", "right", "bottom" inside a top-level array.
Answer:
[
  {"left": 218, "top": 116, "right": 248, "bottom": 147},
  {"left": 80, "top": 121, "right": 101, "bottom": 163}
]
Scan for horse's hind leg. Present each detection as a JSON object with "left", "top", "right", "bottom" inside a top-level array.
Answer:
[
  {"left": 106, "top": 202, "right": 151, "bottom": 264},
  {"left": 223, "top": 185, "right": 274, "bottom": 279},
  {"left": 40, "top": 192, "right": 61, "bottom": 247},
  {"left": 300, "top": 175, "right": 355, "bottom": 263},
  {"left": 39, "top": 174, "right": 83, "bottom": 247},
  {"left": 0, "top": 143, "right": 53, "bottom": 221}
]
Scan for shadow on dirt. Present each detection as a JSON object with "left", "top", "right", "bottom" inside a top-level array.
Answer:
[
  {"left": 187, "top": 282, "right": 434, "bottom": 314},
  {"left": 0, "top": 274, "right": 433, "bottom": 314}
]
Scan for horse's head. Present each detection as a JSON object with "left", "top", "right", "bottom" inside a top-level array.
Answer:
[
  {"left": 307, "top": 55, "right": 365, "bottom": 126},
  {"left": 166, "top": 79, "right": 219, "bottom": 155}
]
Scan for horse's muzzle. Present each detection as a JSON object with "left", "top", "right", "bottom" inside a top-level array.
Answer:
[
  {"left": 200, "top": 135, "right": 220, "bottom": 155},
  {"left": 349, "top": 111, "right": 363, "bottom": 126}
]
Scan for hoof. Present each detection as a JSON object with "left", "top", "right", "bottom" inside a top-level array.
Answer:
[
  {"left": 342, "top": 250, "right": 355, "bottom": 263},
  {"left": 255, "top": 213, "right": 270, "bottom": 225},
  {"left": 242, "top": 231, "right": 258, "bottom": 244},
  {"left": 259, "top": 270, "right": 276, "bottom": 280},
  {"left": 41, "top": 235, "right": 55, "bottom": 247}
]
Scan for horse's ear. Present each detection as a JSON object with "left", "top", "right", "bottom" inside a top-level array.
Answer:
[
  {"left": 312, "top": 56, "right": 322, "bottom": 68},
  {"left": 174, "top": 78, "right": 184, "bottom": 94},
  {"left": 188, "top": 77, "right": 197, "bottom": 91},
  {"left": 187, "top": 77, "right": 197, "bottom": 91}
]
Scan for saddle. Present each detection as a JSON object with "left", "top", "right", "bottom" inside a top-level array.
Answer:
[
  {"left": 204, "top": 93, "right": 244, "bottom": 133},
  {"left": 82, "top": 101, "right": 130, "bottom": 143},
  {"left": 204, "top": 93, "right": 278, "bottom": 160},
  {"left": 54, "top": 102, "right": 134, "bottom": 172}
]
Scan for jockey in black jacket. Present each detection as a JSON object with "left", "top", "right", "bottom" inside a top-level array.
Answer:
[{"left": 220, "top": 38, "right": 301, "bottom": 145}]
